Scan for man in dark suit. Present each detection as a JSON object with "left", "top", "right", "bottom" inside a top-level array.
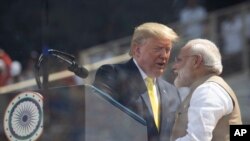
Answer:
[{"left": 93, "top": 22, "right": 181, "bottom": 141}]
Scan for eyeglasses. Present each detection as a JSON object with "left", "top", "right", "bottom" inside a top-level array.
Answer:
[{"left": 174, "top": 55, "right": 196, "bottom": 63}]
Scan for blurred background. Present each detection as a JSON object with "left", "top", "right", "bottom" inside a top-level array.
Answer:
[{"left": 0, "top": 0, "right": 250, "bottom": 140}]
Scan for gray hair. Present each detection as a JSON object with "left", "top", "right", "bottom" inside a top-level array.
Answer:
[{"left": 186, "top": 39, "right": 223, "bottom": 75}]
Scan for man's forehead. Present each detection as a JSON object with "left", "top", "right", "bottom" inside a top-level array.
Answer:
[{"left": 179, "top": 46, "right": 189, "bottom": 56}]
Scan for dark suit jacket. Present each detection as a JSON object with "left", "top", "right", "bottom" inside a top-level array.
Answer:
[{"left": 93, "top": 59, "right": 180, "bottom": 141}]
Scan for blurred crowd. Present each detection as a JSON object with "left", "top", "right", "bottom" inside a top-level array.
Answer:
[
  {"left": 1, "top": 0, "right": 250, "bottom": 89},
  {"left": 0, "top": 48, "right": 21, "bottom": 86},
  {"left": 178, "top": 0, "right": 250, "bottom": 75},
  {"left": 0, "top": 1, "right": 249, "bottom": 141}
]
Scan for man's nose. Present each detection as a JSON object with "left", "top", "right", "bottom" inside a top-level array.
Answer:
[{"left": 172, "top": 62, "right": 178, "bottom": 72}]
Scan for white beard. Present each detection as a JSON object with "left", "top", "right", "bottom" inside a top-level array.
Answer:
[{"left": 174, "top": 64, "right": 193, "bottom": 88}]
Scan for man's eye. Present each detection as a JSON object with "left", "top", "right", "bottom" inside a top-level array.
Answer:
[
  {"left": 154, "top": 47, "right": 162, "bottom": 51},
  {"left": 154, "top": 47, "right": 165, "bottom": 52}
]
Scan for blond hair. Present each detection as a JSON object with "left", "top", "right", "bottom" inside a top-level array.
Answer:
[{"left": 130, "top": 22, "right": 178, "bottom": 56}]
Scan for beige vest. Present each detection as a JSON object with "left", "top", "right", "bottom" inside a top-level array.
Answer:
[{"left": 171, "top": 75, "right": 242, "bottom": 141}]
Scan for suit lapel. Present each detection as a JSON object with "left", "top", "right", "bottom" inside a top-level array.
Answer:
[
  {"left": 141, "top": 91, "right": 154, "bottom": 116},
  {"left": 157, "top": 79, "right": 169, "bottom": 130},
  {"left": 125, "top": 59, "right": 147, "bottom": 95}
]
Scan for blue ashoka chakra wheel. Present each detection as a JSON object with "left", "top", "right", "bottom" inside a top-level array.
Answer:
[{"left": 4, "top": 91, "right": 44, "bottom": 141}]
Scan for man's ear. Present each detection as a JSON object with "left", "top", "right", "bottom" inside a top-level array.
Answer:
[
  {"left": 193, "top": 55, "right": 203, "bottom": 68},
  {"left": 133, "top": 45, "right": 141, "bottom": 58}
]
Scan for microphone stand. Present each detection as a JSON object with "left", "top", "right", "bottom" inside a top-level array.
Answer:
[
  {"left": 34, "top": 53, "right": 49, "bottom": 90},
  {"left": 34, "top": 49, "right": 88, "bottom": 90}
]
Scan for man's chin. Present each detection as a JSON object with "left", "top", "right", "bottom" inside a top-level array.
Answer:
[{"left": 154, "top": 70, "right": 164, "bottom": 77}]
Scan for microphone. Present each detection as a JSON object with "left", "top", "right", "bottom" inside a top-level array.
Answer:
[
  {"left": 48, "top": 51, "right": 89, "bottom": 79},
  {"left": 68, "top": 61, "right": 89, "bottom": 79}
]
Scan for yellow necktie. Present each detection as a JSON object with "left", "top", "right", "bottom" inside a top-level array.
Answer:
[{"left": 145, "top": 77, "right": 159, "bottom": 129}]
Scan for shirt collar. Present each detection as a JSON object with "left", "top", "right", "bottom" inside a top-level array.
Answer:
[{"left": 133, "top": 58, "right": 156, "bottom": 83}]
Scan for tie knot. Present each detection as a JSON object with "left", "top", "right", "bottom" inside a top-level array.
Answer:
[{"left": 145, "top": 77, "right": 154, "bottom": 87}]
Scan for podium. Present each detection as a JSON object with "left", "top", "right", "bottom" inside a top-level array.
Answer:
[{"left": 0, "top": 85, "right": 147, "bottom": 141}]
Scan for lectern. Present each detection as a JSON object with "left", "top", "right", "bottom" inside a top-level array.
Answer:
[{"left": 0, "top": 85, "right": 147, "bottom": 141}]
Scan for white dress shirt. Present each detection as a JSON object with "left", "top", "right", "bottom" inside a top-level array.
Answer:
[{"left": 176, "top": 82, "right": 233, "bottom": 141}]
